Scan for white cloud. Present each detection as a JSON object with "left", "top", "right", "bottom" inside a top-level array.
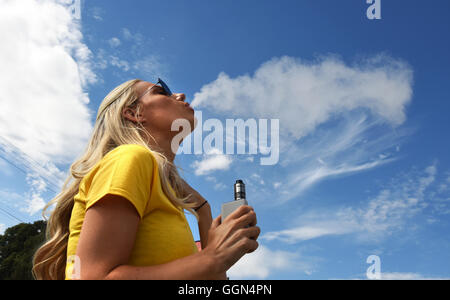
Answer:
[
  {"left": 108, "top": 37, "right": 121, "bottom": 48},
  {"left": 88, "top": 6, "right": 104, "bottom": 21},
  {"left": 0, "top": 157, "right": 13, "bottom": 177},
  {"left": 0, "top": 223, "right": 5, "bottom": 235},
  {"left": 348, "top": 271, "right": 450, "bottom": 280},
  {"left": 276, "top": 112, "right": 412, "bottom": 201},
  {"left": 110, "top": 55, "right": 130, "bottom": 72},
  {"left": 0, "top": 179, "right": 47, "bottom": 217},
  {"left": 0, "top": 189, "right": 28, "bottom": 221},
  {"left": 213, "top": 182, "right": 227, "bottom": 191},
  {"left": 378, "top": 272, "right": 450, "bottom": 280},
  {"left": 0, "top": 190, "right": 25, "bottom": 206},
  {"left": 437, "top": 172, "right": 450, "bottom": 193},
  {"left": 0, "top": 0, "right": 94, "bottom": 164},
  {"left": 263, "top": 164, "right": 439, "bottom": 244},
  {"left": 203, "top": 175, "right": 227, "bottom": 190},
  {"left": 191, "top": 148, "right": 233, "bottom": 176},
  {"left": 264, "top": 223, "right": 356, "bottom": 244},
  {"left": 283, "top": 157, "right": 395, "bottom": 202},
  {"left": 0, "top": 0, "right": 97, "bottom": 213},
  {"left": 227, "top": 245, "right": 309, "bottom": 279},
  {"left": 132, "top": 55, "right": 167, "bottom": 79},
  {"left": 23, "top": 193, "right": 46, "bottom": 216},
  {"left": 122, "top": 28, "right": 144, "bottom": 44},
  {"left": 273, "top": 182, "right": 281, "bottom": 189},
  {"left": 192, "top": 54, "right": 413, "bottom": 139},
  {"left": 191, "top": 54, "right": 414, "bottom": 201},
  {"left": 22, "top": 174, "right": 48, "bottom": 216},
  {"left": 91, "top": 28, "right": 167, "bottom": 81}
]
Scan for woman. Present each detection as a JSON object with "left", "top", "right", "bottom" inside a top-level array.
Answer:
[{"left": 32, "top": 79, "right": 260, "bottom": 280}]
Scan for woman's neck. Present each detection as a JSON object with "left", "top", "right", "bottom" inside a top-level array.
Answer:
[{"left": 145, "top": 131, "right": 177, "bottom": 163}]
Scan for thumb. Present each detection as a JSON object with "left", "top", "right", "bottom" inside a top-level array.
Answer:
[{"left": 211, "top": 215, "right": 222, "bottom": 229}]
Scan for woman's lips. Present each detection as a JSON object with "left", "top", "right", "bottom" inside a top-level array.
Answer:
[{"left": 184, "top": 102, "right": 194, "bottom": 111}]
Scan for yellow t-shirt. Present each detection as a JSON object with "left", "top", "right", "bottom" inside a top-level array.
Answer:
[{"left": 65, "top": 144, "right": 198, "bottom": 279}]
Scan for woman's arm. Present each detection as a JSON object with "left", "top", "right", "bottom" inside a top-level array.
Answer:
[
  {"left": 180, "top": 179, "right": 212, "bottom": 249},
  {"left": 179, "top": 179, "right": 226, "bottom": 279},
  {"left": 105, "top": 248, "right": 220, "bottom": 280},
  {"left": 192, "top": 192, "right": 212, "bottom": 249},
  {"left": 74, "top": 194, "right": 259, "bottom": 280}
]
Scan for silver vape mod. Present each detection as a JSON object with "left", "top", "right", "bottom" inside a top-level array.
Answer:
[{"left": 221, "top": 180, "right": 248, "bottom": 223}]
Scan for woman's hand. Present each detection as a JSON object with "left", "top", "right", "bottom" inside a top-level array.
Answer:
[{"left": 202, "top": 205, "right": 260, "bottom": 275}]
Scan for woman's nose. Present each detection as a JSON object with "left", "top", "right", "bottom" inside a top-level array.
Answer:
[{"left": 175, "top": 93, "right": 186, "bottom": 102}]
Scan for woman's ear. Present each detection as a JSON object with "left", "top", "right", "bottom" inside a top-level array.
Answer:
[{"left": 122, "top": 107, "right": 144, "bottom": 124}]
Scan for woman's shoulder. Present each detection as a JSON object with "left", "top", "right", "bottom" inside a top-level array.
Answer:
[
  {"left": 105, "top": 144, "right": 155, "bottom": 162},
  {"left": 110, "top": 143, "right": 151, "bottom": 154},
  {"left": 78, "top": 144, "right": 156, "bottom": 195}
]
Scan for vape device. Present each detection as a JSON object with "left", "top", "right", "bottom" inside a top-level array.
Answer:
[{"left": 221, "top": 180, "right": 248, "bottom": 223}]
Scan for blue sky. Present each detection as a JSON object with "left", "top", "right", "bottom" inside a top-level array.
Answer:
[{"left": 1, "top": 0, "right": 450, "bottom": 279}]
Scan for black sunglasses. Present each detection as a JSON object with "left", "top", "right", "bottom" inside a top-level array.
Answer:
[{"left": 140, "top": 78, "right": 173, "bottom": 99}]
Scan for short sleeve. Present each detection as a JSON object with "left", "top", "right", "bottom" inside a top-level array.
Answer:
[{"left": 85, "top": 145, "right": 155, "bottom": 219}]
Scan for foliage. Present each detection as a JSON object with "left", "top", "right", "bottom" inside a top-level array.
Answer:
[{"left": 0, "top": 221, "right": 46, "bottom": 280}]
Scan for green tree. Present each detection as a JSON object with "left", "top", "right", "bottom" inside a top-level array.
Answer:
[{"left": 0, "top": 220, "right": 46, "bottom": 280}]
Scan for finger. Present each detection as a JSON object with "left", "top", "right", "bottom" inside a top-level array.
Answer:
[
  {"left": 210, "top": 215, "right": 222, "bottom": 229},
  {"left": 231, "top": 226, "right": 261, "bottom": 246},
  {"left": 244, "top": 226, "right": 261, "bottom": 240},
  {"left": 239, "top": 237, "right": 259, "bottom": 254},
  {"left": 224, "top": 205, "right": 253, "bottom": 223},
  {"left": 246, "top": 240, "right": 259, "bottom": 253},
  {"left": 235, "top": 209, "right": 257, "bottom": 228},
  {"left": 249, "top": 210, "right": 257, "bottom": 227}
]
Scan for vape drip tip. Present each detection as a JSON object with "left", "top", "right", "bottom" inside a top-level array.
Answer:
[{"left": 234, "top": 180, "right": 246, "bottom": 201}]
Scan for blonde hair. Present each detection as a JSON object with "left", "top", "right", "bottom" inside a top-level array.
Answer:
[{"left": 32, "top": 79, "right": 197, "bottom": 280}]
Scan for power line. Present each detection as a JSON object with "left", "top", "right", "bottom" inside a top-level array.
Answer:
[
  {"left": 0, "top": 153, "right": 55, "bottom": 225},
  {"left": 0, "top": 138, "right": 61, "bottom": 195},
  {"left": 0, "top": 204, "right": 24, "bottom": 223},
  {"left": 0, "top": 152, "right": 59, "bottom": 195},
  {"left": 1, "top": 144, "right": 62, "bottom": 193},
  {"left": 0, "top": 138, "right": 63, "bottom": 225}
]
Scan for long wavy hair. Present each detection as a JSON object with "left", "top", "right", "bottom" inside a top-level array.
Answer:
[{"left": 32, "top": 79, "right": 197, "bottom": 280}]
